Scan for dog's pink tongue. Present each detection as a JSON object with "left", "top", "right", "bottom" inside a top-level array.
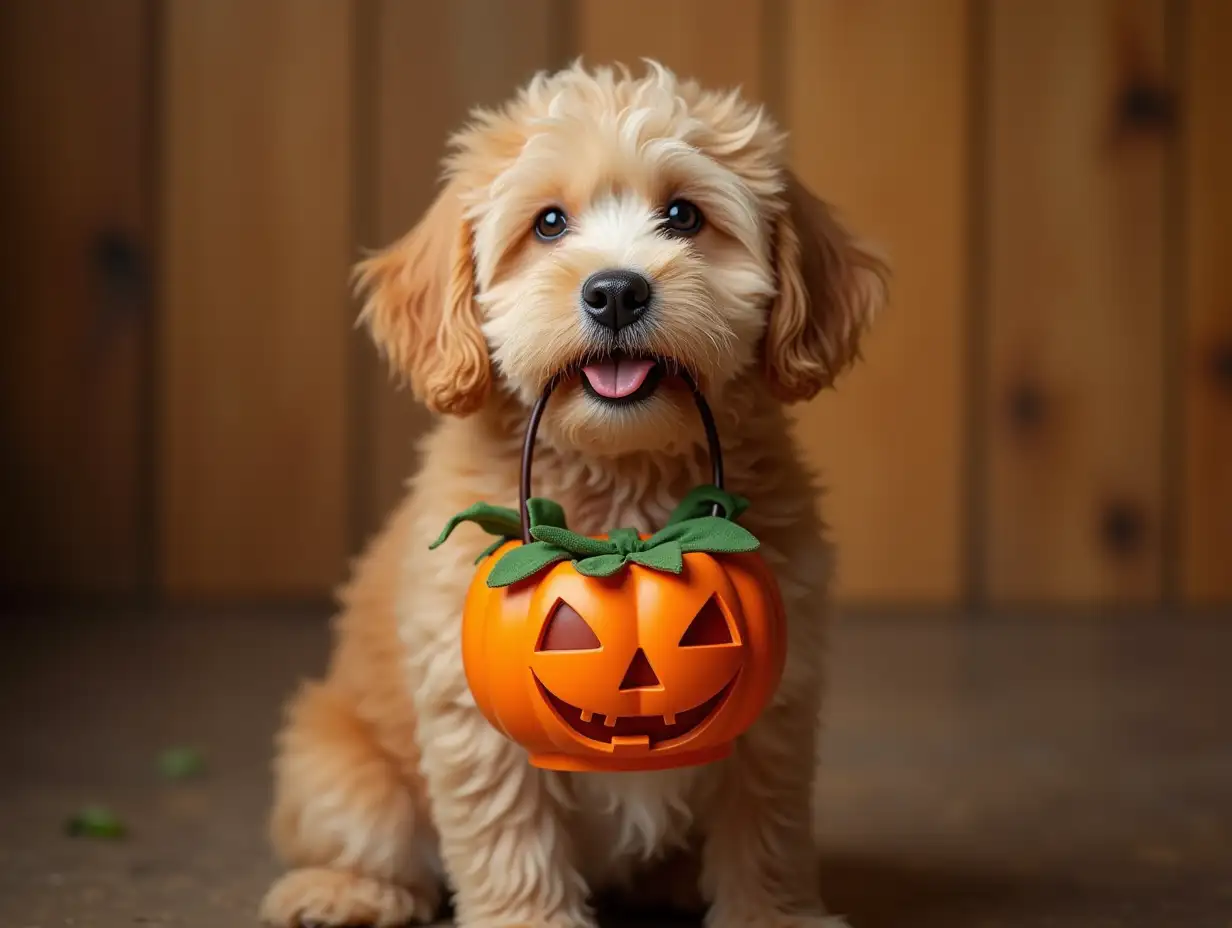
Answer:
[{"left": 582, "top": 358, "right": 655, "bottom": 398}]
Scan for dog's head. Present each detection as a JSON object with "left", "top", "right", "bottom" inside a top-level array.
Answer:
[{"left": 357, "top": 61, "right": 887, "bottom": 454}]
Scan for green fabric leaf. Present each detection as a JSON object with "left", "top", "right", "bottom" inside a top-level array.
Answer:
[
  {"left": 574, "top": 553, "right": 629, "bottom": 577},
  {"left": 639, "top": 521, "right": 691, "bottom": 547},
  {"left": 666, "top": 485, "right": 750, "bottom": 524},
  {"left": 628, "top": 540, "right": 683, "bottom": 574},
  {"left": 486, "top": 542, "right": 570, "bottom": 587},
  {"left": 607, "top": 527, "right": 641, "bottom": 554},
  {"left": 679, "top": 517, "right": 760, "bottom": 553},
  {"left": 443, "top": 487, "right": 761, "bottom": 586},
  {"left": 647, "top": 516, "right": 760, "bottom": 555},
  {"left": 529, "top": 525, "right": 615, "bottom": 556},
  {"left": 526, "top": 497, "right": 568, "bottom": 531},
  {"left": 430, "top": 502, "right": 522, "bottom": 549}
]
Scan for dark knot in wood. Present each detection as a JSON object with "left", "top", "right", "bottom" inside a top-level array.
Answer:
[
  {"left": 1008, "top": 382, "right": 1047, "bottom": 431},
  {"left": 1210, "top": 339, "right": 1232, "bottom": 392},
  {"left": 1117, "top": 82, "right": 1176, "bottom": 133},
  {"left": 1100, "top": 500, "right": 1146, "bottom": 558}
]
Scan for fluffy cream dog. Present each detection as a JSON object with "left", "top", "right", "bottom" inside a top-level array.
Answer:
[{"left": 260, "top": 61, "right": 887, "bottom": 928}]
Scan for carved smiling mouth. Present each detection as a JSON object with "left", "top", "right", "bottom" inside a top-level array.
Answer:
[{"left": 533, "top": 676, "right": 735, "bottom": 748}]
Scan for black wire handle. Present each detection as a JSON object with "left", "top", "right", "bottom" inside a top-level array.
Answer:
[{"left": 519, "top": 368, "right": 725, "bottom": 544}]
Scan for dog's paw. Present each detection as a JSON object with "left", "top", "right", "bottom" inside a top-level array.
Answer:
[{"left": 260, "top": 867, "right": 439, "bottom": 927}]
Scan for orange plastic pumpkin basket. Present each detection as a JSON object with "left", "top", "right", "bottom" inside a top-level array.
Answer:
[{"left": 431, "top": 370, "right": 787, "bottom": 772}]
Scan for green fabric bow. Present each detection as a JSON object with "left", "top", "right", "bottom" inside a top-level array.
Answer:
[{"left": 430, "top": 485, "right": 757, "bottom": 588}]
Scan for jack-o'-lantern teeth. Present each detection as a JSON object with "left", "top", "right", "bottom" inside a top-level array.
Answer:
[
  {"left": 578, "top": 708, "right": 678, "bottom": 726},
  {"left": 534, "top": 676, "right": 736, "bottom": 747}
]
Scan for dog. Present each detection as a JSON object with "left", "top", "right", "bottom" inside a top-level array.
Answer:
[{"left": 259, "top": 60, "right": 887, "bottom": 928}]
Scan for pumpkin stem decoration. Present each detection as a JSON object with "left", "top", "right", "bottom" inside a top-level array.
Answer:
[
  {"left": 432, "top": 368, "right": 787, "bottom": 773},
  {"left": 431, "top": 484, "right": 757, "bottom": 586}
]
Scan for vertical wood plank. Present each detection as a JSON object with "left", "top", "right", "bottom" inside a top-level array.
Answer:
[
  {"left": 0, "top": 1, "right": 152, "bottom": 596},
  {"left": 984, "top": 0, "right": 1168, "bottom": 604},
  {"left": 786, "top": 0, "right": 970, "bottom": 603},
  {"left": 1182, "top": 0, "right": 1232, "bottom": 602},
  {"left": 354, "top": 0, "right": 557, "bottom": 545},
  {"left": 161, "top": 1, "right": 354, "bottom": 597},
  {"left": 577, "top": 0, "right": 767, "bottom": 99}
]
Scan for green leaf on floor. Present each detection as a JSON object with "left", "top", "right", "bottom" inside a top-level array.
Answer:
[
  {"left": 158, "top": 745, "right": 206, "bottom": 780},
  {"left": 65, "top": 805, "right": 127, "bottom": 839}
]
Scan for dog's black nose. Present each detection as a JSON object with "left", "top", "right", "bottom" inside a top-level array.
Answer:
[{"left": 580, "top": 269, "right": 652, "bottom": 333}]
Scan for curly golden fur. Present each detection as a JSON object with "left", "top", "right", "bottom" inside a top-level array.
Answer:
[{"left": 260, "top": 61, "right": 887, "bottom": 928}]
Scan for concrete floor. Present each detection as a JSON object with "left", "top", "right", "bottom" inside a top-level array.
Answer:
[{"left": 1, "top": 607, "right": 1230, "bottom": 928}]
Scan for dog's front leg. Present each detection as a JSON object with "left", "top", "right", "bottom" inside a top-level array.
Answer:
[
  {"left": 414, "top": 641, "right": 595, "bottom": 928},
  {"left": 699, "top": 702, "right": 848, "bottom": 928}
]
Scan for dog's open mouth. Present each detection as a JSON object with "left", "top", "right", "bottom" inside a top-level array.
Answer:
[
  {"left": 534, "top": 675, "right": 735, "bottom": 748},
  {"left": 579, "top": 353, "right": 665, "bottom": 406}
]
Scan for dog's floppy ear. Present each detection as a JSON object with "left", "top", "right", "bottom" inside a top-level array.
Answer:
[
  {"left": 355, "top": 179, "right": 490, "bottom": 416},
  {"left": 763, "top": 172, "right": 889, "bottom": 403}
]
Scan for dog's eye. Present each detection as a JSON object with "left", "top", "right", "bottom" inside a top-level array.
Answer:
[
  {"left": 662, "top": 199, "right": 704, "bottom": 236},
  {"left": 533, "top": 207, "right": 568, "bottom": 241}
]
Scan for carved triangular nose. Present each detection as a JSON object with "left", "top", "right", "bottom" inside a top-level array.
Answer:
[{"left": 619, "top": 648, "right": 660, "bottom": 690}]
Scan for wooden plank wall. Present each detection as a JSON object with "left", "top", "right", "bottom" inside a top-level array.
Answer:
[
  {"left": 1182, "top": 0, "right": 1232, "bottom": 604},
  {"left": 161, "top": 0, "right": 354, "bottom": 598},
  {"left": 785, "top": 0, "right": 971, "bottom": 603},
  {"left": 578, "top": 0, "right": 768, "bottom": 98},
  {"left": 0, "top": 0, "right": 153, "bottom": 597},
  {"left": 984, "top": 0, "right": 1169, "bottom": 604},
  {"left": 3, "top": 0, "right": 1229, "bottom": 608}
]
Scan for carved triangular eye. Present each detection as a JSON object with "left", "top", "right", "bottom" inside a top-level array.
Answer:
[
  {"left": 679, "top": 595, "right": 733, "bottom": 646},
  {"left": 537, "top": 601, "right": 601, "bottom": 651}
]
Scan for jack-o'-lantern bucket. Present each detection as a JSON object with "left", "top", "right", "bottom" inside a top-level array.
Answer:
[{"left": 430, "top": 370, "right": 786, "bottom": 772}]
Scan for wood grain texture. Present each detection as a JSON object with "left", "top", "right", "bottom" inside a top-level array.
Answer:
[
  {"left": 577, "top": 0, "right": 767, "bottom": 100},
  {"left": 785, "top": 0, "right": 970, "bottom": 603},
  {"left": 984, "top": 0, "right": 1168, "bottom": 604},
  {"left": 161, "top": 1, "right": 353, "bottom": 597},
  {"left": 354, "top": 0, "right": 557, "bottom": 547},
  {"left": 1182, "top": 0, "right": 1232, "bottom": 603},
  {"left": 0, "top": 1, "right": 152, "bottom": 595}
]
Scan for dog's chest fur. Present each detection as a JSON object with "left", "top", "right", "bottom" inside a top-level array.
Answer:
[
  {"left": 532, "top": 445, "right": 710, "bottom": 539},
  {"left": 561, "top": 765, "right": 717, "bottom": 885}
]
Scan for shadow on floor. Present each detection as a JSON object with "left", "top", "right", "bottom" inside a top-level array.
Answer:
[
  {"left": 593, "top": 855, "right": 1040, "bottom": 928},
  {"left": 820, "top": 854, "right": 1039, "bottom": 928}
]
